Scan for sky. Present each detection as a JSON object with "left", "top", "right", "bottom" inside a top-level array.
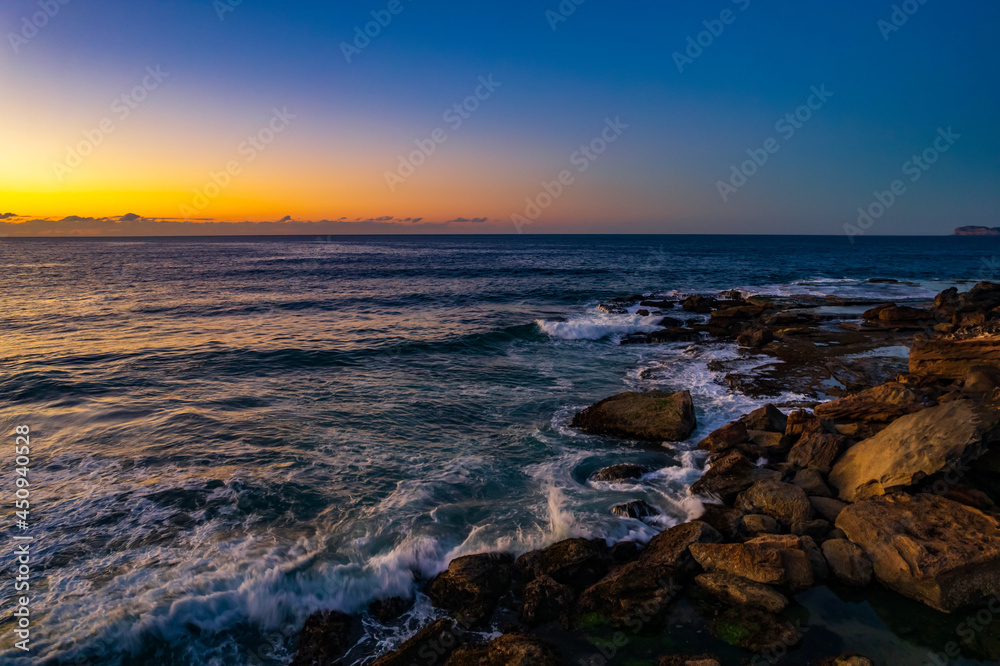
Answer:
[{"left": 1, "top": 0, "right": 998, "bottom": 235}]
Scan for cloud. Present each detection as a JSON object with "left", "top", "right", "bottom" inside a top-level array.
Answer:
[{"left": 0, "top": 214, "right": 508, "bottom": 237}]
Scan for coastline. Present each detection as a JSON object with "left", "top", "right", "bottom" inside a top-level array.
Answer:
[{"left": 294, "top": 280, "right": 1000, "bottom": 666}]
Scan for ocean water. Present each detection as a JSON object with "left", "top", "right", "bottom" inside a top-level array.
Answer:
[{"left": 0, "top": 235, "right": 997, "bottom": 665}]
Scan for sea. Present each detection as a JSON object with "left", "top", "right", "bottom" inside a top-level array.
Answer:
[{"left": 1, "top": 235, "right": 997, "bottom": 665}]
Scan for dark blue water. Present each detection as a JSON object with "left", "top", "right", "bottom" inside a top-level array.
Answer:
[{"left": 0, "top": 235, "right": 994, "bottom": 665}]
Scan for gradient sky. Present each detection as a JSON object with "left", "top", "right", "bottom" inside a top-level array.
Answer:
[{"left": 1, "top": 0, "right": 998, "bottom": 234}]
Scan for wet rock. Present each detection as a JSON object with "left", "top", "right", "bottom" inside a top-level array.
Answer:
[
  {"left": 368, "top": 597, "right": 410, "bottom": 623},
  {"left": 810, "top": 496, "right": 848, "bottom": 523},
  {"left": 737, "top": 326, "right": 774, "bottom": 349},
  {"left": 611, "top": 499, "right": 659, "bottom": 520},
  {"left": 817, "top": 656, "right": 874, "bottom": 666},
  {"left": 736, "top": 479, "right": 813, "bottom": 526},
  {"left": 707, "top": 606, "right": 802, "bottom": 652},
  {"left": 740, "top": 514, "right": 779, "bottom": 536},
  {"left": 791, "top": 519, "right": 830, "bottom": 540},
  {"left": 814, "top": 381, "right": 931, "bottom": 426},
  {"left": 516, "top": 538, "right": 609, "bottom": 590},
  {"left": 571, "top": 390, "right": 697, "bottom": 442},
  {"left": 597, "top": 302, "right": 628, "bottom": 315},
  {"left": 787, "top": 433, "right": 850, "bottom": 474},
  {"left": 792, "top": 468, "right": 833, "bottom": 497},
  {"left": 658, "top": 656, "right": 721, "bottom": 666},
  {"left": 694, "top": 572, "right": 789, "bottom": 613},
  {"left": 963, "top": 366, "right": 1000, "bottom": 395},
  {"left": 710, "top": 304, "right": 766, "bottom": 324},
  {"left": 821, "top": 539, "right": 873, "bottom": 587},
  {"left": 425, "top": 553, "right": 515, "bottom": 627},
  {"left": 589, "top": 463, "right": 650, "bottom": 483},
  {"left": 690, "top": 451, "right": 780, "bottom": 503},
  {"left": 837, "top": 493, "right": 1000, "bottom": 612},
  {"left": 861, "top": 304, "right": 936, "bottom": 330},
  {"left": 445, "top": 633, "right": 560, "bottom": 666},
  {"left": 741, "top": 404, "right": 788, "bottom": 433},
  {"left": 681, "top": 295, "right": 717, "bottom": 313},
  {"left": 621, "top": 328, "right": 702, "bottom": 344},
  {"left": 746, "top": 429, "right": 792, "bottom": 457},
  {"left": 828, "top": 400, "right": 1000, "bottom": 502},
  {"left": 577, "top": 521, "right": 721, "bottom": 625},
  {"left": 697, "top": 420, "right": 749, "bottom": 454},
  {"left": 641, "top": 299, "right": 675, "bottom": 309},
  {"left": 698, "top": 504, "right": 743, "bottom": 539},
  {"left": 637, "top": 309, "right": 650, "bottom": 316},
  {"left": 800, "top": 534, "right": 829, "bottom": 580},
  {"left": 291, "top": 610, "right": 359, "bottom": 666},
  {"left": 911, "top": 335, "right": 1000, "bottom": 380},
  {"left": 519, "top": 575, "right": 574, "bottom": 628},
  {"left": 372, "top": 619, "right": 467, "bottom": 666}
]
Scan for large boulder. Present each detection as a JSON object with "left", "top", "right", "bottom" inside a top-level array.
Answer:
[
  {"left": 821, "top": 539, "right": 873, "bottom": 587},
  {"left": 690, "top": 534, "right": 814, "bottom": 590},
  {"left": 373, "top": 619, "right": 467, "bottom": 666},
  {"left": 691, "top": 451, "right": 780, "bottom": 502},
  {"left": 425, "top": 553, "right": 515, "bottom": 627},
  {"left": 742, "top": 404, "right": 788, "bottom": 433},
  {"left": 861, "top": 304, "right": 936, "bottom": 330},
  {"left": 910, "top": 336, "right": 1000, "bottom": 380},
  {"left": 836, "top": 493, "right": 1000, "bottom": 612},
  {"left": 445, "top": 633, "right": 561, "bottom": 666},
  {"left": 571, "top": 390, "right": 697, "bottom": 442},
  {"left": 519, "top": 575, "right": 575, "bottom": 628},
  {"left": 291, "top": 610, "right": 359, "bottom": 666},
  {"left": 787, "top": 433, "right": 850, "bottom": 473},
  {"left": 516, "top": 538, "right": 609, "bottom": 590},
  {"left": 589, "top": 464, "right": 651, "bottom": 483},
  {"left": 735, "top": 479, "right": 813, "bottom": 526},
  {"left": 814, "top": 382, "right": 931, "bottom": 425},
  {"left": 577, "top": 521, "right": 720, "bottom": 624},
  {"left": 694, "top": 572, "right": 789, "bottom": 613},
  {"left": 697, "top": 421, "right": 749, "bottom": 454},
  {"left": 828, "top": 400, "right": 1000, "bottom": 502}
]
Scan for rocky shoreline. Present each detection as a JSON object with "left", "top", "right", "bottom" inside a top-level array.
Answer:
[{"left": 291, "top": 281, "right": 1000, "bottom": 666}]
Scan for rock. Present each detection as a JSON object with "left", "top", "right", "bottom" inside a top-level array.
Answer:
[
  {"left": 589, "top": 464, "right": 650, "bottom": 483},
  {"left": 368, "top": 597, "right": 410, "bottom": 623},
  {"left": 577, "top": 521, "right": 721, "bottom": 624},
  {"left": 810, "top": 497, "right": 848, "bottom": 523},
  {"left": 814, "top": 382, "right": 931, "bottom": 425},
  {"left": 690, "top": 534, "right": 814, "bottom": 588},
  {"left": 736, "top": 479, "right": 813, "bottom": 526},
  {"left": 741, "top": 404, "right": 788, "bottom": 433},
  {"left": 658, "top": 656, "right": 721, "bottom": 666},
  {"left": 911, "top": 336, "right": 1000, "bottom": 380},
  {"left": 785, "top": 410, "right": 830, "bottom": 440},
  {"left": 746, "top": 429, "right": 792, "bottom": 457},
  {"left": 637, "top": 309, "right": 650, "bottom": 316},
  {"left": 817, "top": 656, "right": 874, "bottom": 666},
  {"left": 707, "top": 606, "right": 802, "bottom": 652},
  {"left": 828, "top": 400, "right": 1000, "bottom": 502},
  {"left": 963, "top": 366, "right": 1000, "bottom": 395},
  {"left": 372, "top": 619, "right": 466, "bottom": 666},
  {"left": 516, "top": 538, "right": 608, "bottom": 590},
  {"left": 641, "top": 299, "right": 675, "bottom": 309},
  {"left": 597, "top": 302, "right": 628, "bottom": 314},
  {"left": 694, "top": 572, "right": 789, "bottom": 613},
  {"left": 291, "top": 610, "right": 358, "bottom": 666},
  {"left": 710, "top": 304, "right": 766, "bottom": 325},
  {"left": 571, "top": 390, "right": 697, "bottom": 443},
  {"left": 737, "top": 327, "right": 774, "bottom": 349},
  {"left": 741, "top": 514, "right": 779, "bottom": 535},
  {"left": 791, "top": 519, "right": 831, "bottom": 540},
  {"left": 697, "top": 420, "right": 749, "bottom": 454},
  {"left": 861, "top": 304, "right": 936, "bottom": 329},
  {"left": 800, "top": 535, "right": 829, "bottom": 580},
  {"left": 787, "top": 433, "right": 850, "bottom": 473},
  {"left": 792, "top": 468, "right": 833, "bottom": 497},
  {"left": 425, "top": 553, "right": 515, "bottom": 627},
  {"left": 611, "top": 499, "right": 659, "bottom": 520},
  {"left": 681, "top": 295, "right": 717, "bottom": 313},
  {"left": 698, "top": 504, "right": 743, "bottom": 539},
  {"left": 445, "top": 633, "right": 560, "bottom": 666},
  {"left": 821, "top": 539, "right": 873, "bottom": 587},
  {"left": 519, "top": 575, "right": 574, "bottom": 628},
  {"left": 836, "top": 493, "right": 1000, "bottom": 611},
  {"left": 690, "top": 451, "right": 780, "bottom": 503}
]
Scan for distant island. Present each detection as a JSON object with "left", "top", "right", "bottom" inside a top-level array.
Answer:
[{"left": 956, "top": 225, "right": 1000, "bottom": 235}]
